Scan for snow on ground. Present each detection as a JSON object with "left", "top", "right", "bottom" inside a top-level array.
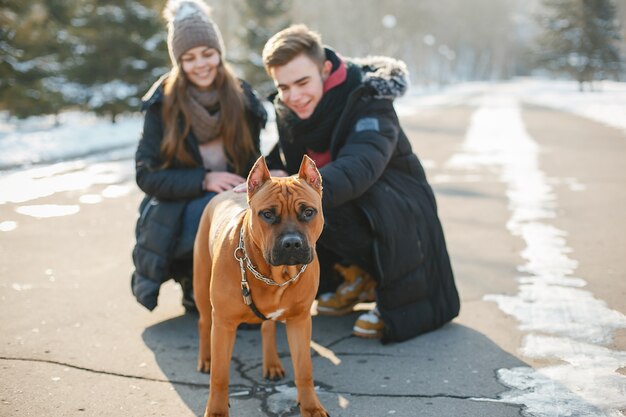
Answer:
[
  {"left": 0, "top": 111, "right": 143, "bottom": 170},
  {"left": 396, "top": 78, "right": 626, "bottom": 134},
  {"left": 1, "top": 78, "right": 624, "bottom": 173},
  {"left": 0, "top": 77, "right": 624, "bottom": 215},
  {"left": 508, "top": 78, "right": 626, "bottom": 134},
  {"left": 447, "top": 89, "right": 626, "bottom": 416}
]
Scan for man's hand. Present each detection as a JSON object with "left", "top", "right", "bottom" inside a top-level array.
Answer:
[{"left": 203, "top": 172, "right": 246, "bottom": 193}]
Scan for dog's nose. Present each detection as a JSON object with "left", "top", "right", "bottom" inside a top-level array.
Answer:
[
  {"left": 271, "top": 232, "right": 311, "bottom": 266},
  {"left": 280, "top": 234, "right": 303, "bottom": 251}
]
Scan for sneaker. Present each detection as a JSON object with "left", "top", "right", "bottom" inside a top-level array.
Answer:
[
  {"left": 316, "top": 264, "right": 376, "bottom": 316},
  {"left": 353, "top": 306, "right": 384, "bottom": 339}
]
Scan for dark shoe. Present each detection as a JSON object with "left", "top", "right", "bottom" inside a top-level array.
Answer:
[{"left": 179, "top": 277, "right": 197, "bottom": 313}]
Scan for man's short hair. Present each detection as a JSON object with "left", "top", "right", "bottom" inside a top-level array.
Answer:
[{"left": 262, "top": 24, "right": 326, "bottom": 72}]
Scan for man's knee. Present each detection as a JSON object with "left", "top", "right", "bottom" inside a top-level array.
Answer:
[{"left": 318, "top": 203, "right": 376, "bottom": 277}]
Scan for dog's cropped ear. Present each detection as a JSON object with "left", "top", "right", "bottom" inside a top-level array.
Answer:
[
  {"left": 247, "top": 156, "right": 271, "bottom": 197},
  {"left": 298, "top": 155, "right": 322, "bottom": 193}
]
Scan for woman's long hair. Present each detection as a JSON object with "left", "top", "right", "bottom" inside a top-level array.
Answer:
[{"left": 160, "top": 60, "right": 258, "bottom": 175}]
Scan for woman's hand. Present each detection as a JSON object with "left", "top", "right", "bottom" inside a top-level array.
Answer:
[{"left": 203, "top": 171, "right": 246, "bottom": 193}]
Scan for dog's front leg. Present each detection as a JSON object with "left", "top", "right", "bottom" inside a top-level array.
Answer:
[
  {"left": 197, "top": 307, "right": 212, "bottom": 373},
  {"left": 285, "top": 316, "right": 328, "bottom": 417},
  {"left": 205, "top": 317, "right": 237, "bottom": 417},
  {"left": 262, "top": 320, "right": 285, "bottom": 380},
  {"left": 193, "top": 214, "right": 213, "bottom": 373}
]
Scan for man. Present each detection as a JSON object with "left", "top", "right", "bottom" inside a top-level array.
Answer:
[{"left": 263, "top": 24, "right": 460, "bottom": 343}]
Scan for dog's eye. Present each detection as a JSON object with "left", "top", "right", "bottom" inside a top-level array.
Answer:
[
  {"left": 302, "top": 207, "right": 316, "bottom": 219},
  {"left": 260, "top": 210, "right": 275, "bottom": 222}
]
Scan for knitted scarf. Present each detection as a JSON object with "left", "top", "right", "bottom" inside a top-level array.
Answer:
[
  {"left": 275, "top": 51, "right": 362, "bottom": 153},
  {"left": 185, "top": 86, "right": 221, "bottom": 144}
]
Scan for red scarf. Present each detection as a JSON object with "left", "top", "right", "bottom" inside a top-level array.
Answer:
[{"left": 306, "top": 58, "right": 348, "bottom": 168}]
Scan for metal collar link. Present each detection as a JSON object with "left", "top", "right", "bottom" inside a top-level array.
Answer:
[
  {"left": 234, "top": 228, "right": 307, "bottom": 287},
  {"left": 234, "top": 227, "right": 308, "bottom": 320}
]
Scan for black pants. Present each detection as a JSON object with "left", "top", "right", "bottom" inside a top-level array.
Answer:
[{"left": 316, "top": 202, "right": 377, "bottom": 294}]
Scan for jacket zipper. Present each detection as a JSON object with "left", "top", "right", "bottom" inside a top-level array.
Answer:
[
  {"left": 358, "top": 205, "right": 385, "bottom": 286},
  {"left": 139, "top": 197, "right": 158, "bottom": 227}
]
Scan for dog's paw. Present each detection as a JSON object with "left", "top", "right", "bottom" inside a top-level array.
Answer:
[
  {"left": 204, "top": 411, "right": 228, "bottom": 417},
  {"left": 263, "top": 362, "right": 285, "bottom": 381},
  {"left": 300, "top": 404, "right": 329, "bottom": 417},
  {"left": 197, "top": 356, "right": 211, "bottom": 373}
]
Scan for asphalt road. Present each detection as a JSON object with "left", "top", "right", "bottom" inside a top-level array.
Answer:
[{"left": 1, "top": 87, "right": 625, "bottom": 416}]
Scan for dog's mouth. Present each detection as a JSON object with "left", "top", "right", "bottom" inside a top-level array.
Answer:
[{"left": 268, "top": 249, "right": 313, "bottom": 267}]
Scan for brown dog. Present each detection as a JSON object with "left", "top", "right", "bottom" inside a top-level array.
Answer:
[{"left": 193, "top": 155, "right": 328, "bottom": 417}]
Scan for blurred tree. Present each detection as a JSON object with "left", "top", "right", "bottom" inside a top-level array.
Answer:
[
  {"left": 63, "top": 0, "right": 168, "bottom": 122},
  {"left": 292, "top": 0, "right": 522, "bottom": 86},
  {"left": 234, "top": 0, "right": 292, "bottom": 96},
  {"left": 0, "top": 0, "right": 77, "bottom": 118},
  {"left": 534, "top": 0, "right": 624, "bottom": 90},
  {"left": 0, "top": 0, "right": 168, "bottom": 121}
]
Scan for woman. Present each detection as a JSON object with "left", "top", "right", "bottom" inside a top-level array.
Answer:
[{"left": 131, "top": 0, "right": 266, "bottom": 312}]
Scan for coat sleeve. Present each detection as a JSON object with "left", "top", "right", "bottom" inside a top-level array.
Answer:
[
  {"left": 265, "top": 142, "right": 287, "bottom": 171},
  {"left": 319, "top": 99, "right": 399, "bottom": 208},
  {"left": 135, "top": 104, "right": 205, "bottom": 200},
  {"left": 240, "top": 80, "right": 270, "bottom": 174},
  {"left": 241, "top": 80, "right": 267, "bottom": 145}
]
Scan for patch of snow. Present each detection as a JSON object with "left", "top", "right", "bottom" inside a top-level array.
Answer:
[
  {"left": 0, "top": 111, "right": 141, "bottom": 170},
  {"left": 450, "top": 91, "right": 626, "bottom": 416},
  {"left": 15, "top": 204, "right": 80, "bottom": 218}
]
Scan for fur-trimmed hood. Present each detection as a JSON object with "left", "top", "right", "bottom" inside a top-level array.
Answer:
[
  {"left": 351, "top": 56, "right": 410, "bottom": 100},
  {"left": 140, "top": 73, "right": 170, "bottom": 111}
]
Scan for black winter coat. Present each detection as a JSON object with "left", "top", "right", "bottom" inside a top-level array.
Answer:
[
  {"left": 131, "top": 75, "right": 267, "bottom": 310},
  {"left": 267, "top": 56, "right": 460, "bottom": 342}
]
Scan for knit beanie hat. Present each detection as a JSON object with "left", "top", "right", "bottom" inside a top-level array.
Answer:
[{"left": 163, "top": 0, "right": 225, "bottom": 65}]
